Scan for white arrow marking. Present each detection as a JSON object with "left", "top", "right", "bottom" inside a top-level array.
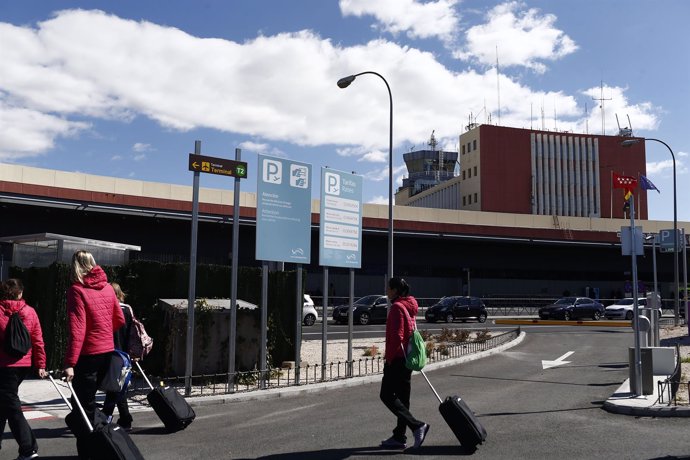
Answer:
[{"left": 541, "top": 351, "right": 574, "bottom": 369}]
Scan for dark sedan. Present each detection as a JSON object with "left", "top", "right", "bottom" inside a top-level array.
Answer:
[
  {"left": 332, "top": 295, "right": 388, "bottom": 325},
  {"left": 538, "top": 296, "right": 604, "bottom": 321},
  {"left": 425, "top": 296, "right": 488, "bottom": 323}
]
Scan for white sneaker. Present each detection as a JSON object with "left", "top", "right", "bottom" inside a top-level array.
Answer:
[
  {"left": 16, "top": 453, "right": 39, "bottom": 460},
  {"left": 412, "top": 423, "right": 430, "bottom": 448}
]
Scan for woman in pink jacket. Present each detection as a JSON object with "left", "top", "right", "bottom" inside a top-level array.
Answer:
[
  {"left": 0, "top": 278, "right": 47, "bottom": 460},
  {"left": 379, "top": 277, "right": 429, "bottom": 451},
  {"left": 62, "top": 250, "right": 124, "bottom": 450}
]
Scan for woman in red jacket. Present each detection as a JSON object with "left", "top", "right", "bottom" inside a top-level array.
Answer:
[
  {"left": 379, "top": 277, "right": 429, "bottom": 451},
  {"left": 62, "top": 251, "right": 125, "bottom": 444},
  {"left": 0, "top": 278, "right": 47, "bottom": 460}
]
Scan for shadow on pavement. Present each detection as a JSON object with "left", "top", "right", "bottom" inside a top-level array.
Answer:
[
  {"left": 450, "top": 373, "right": 620, "bottom": 388},
  {"left": 237, "top": 444, "right": 472, "bottom": 459},
  {"left": 33, "top": 426, "right": 73, "bottom": 440}
]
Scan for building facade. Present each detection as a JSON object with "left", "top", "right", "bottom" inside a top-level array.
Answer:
[{"left": 397, "top": 125, "right": 649, "bottom": 220}]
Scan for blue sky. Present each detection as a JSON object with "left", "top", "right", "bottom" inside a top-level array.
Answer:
[{"left": 1, "top": 0, "right": 688, "bottom": 221}]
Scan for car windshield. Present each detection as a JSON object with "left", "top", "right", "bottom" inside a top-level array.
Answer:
[
  {"left": 614, "top": 298, "right": 634, "bottom": 306},
  {"left": 555, "top": 297, "right": 577, "bottom": 305},
  {"left": 355, "top": 295, "right": 382, "bottom": 305},
  {"left": 436, "top": 297, "right": 458, "bottom": 307}
]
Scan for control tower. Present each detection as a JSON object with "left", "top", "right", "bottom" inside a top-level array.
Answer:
[{"left": 398, "top": 131, "right": 458, "bottom": 201}]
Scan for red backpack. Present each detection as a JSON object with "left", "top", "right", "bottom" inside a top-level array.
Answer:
[{"left": 124, "top": 304, "right": 153, "bottom": 360}]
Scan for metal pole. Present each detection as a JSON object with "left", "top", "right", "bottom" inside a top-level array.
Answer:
[
  {"left": 185, "top": 140, "right": 201, "bottom": 396},
  {"left": 227, "top": 148, "right": 241, "bottom": 391},
  {"left": 652, "top": 234, "right": 659, "bottom": 347},
  {"left": 347, "top": 268, "right": 354, "bottom": 377},
  {"left": 646, "top": 139, "right": 678, "bottom": 326},
  {"left": 321, "top": 267, "right": 328, "bottom": 380},
  {"left": 260, "top": 261, "right": 268, "bottom": 389},
  {"left": 683, "top": 229, "right": 688, "bottom": 333},
  {"left": 295, "top": 264, "right": 303, "bottom": 382},
  {"left": 630, "top": 195, "right": 642, "bottom": 396}
]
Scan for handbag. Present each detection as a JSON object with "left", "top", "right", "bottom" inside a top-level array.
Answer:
[{"left": 99, "top": 349, "right": 132, "bottom": 393}]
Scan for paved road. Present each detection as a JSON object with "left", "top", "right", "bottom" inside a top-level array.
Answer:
[{"left": 6, "top": 326, "right": 690, "bottom": 459}]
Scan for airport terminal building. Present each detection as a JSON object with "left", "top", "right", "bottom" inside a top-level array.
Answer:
[{"left": 0, "top": 128, "right": 687, "bottom": 300}]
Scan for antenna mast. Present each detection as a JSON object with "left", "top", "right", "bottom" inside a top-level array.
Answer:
[
  {"left": 592, "top": 80, "right": 612, "bottom": 135},
  {"left": 496, "top": 46, "right": 501, "bottom": 126}
]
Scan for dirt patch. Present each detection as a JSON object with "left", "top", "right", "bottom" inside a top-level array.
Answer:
[{"left": 660, "top": 325, "right": 690, "bottom": 404}]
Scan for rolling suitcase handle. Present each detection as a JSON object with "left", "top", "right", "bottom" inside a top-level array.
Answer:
[
  {"left": 47, "top": 372, "right": 73, "bottom": 411},
  {"left": 401, "top": 343, "right": 443, "bottom": 404},
  {"left": 66, "top": 380, "right": 94, "bottom": 432},
  {"left": 134, "top": 360, "right": 155, "bottom": 390}
]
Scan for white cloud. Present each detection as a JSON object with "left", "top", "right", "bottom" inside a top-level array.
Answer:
[
  {"left": 238, "top": 140, "right": 285, "bottom": 157},
  {"left": 368, "top": 195, "right": 388, "bottom": 204},
  {"left": 581, "top": 85, "right": 659, "bottom": 135},
  {"left": 110, "top": 155, "right": 122, "bottom": 161},
  {"left": 647, "top": 159, "right": 674, "bottom": 175},
  {"left": 359, "top": 150, "right": 387, "bottom": 163},
  {"left": 133, "top": 153, "right": 147, "bottom": 161},
  {"left": 0, "top": 9, "right": 657, "bottom": 164},
  {"left": 454, "top": 1, "right": 577, "bottom": 73},
  {"left": 0, "top": 102, "right": 89, "bottom": 159},
  {"left": 340, "top": 0, "right": 460, "bottom": 43},
  {"left": 133, "top": 142, "right": 153, "bottom": 152}
]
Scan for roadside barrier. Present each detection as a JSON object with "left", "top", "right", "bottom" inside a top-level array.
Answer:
[{"left": 126, "top": 327, "right": 520, "bottom": 399}]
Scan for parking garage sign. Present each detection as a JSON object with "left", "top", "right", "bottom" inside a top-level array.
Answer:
[
  {"left": 659, "top": 229, "right": 682, "bottom": 253},
  {"left": 319, "top": 168, "right": 363, "bottom": 268},
  {"left": 256, "top": 155, "right": 312, "bottom": 263}
]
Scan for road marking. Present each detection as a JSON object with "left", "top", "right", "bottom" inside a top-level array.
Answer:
[
  {"left": 542, "top": 351, "right": 574, "bottom": 369},
  {"left": 22, "top": 407, "right": 54, "bottom": 420}
]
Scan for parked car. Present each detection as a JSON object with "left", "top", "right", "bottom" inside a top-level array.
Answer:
[
  {"left": 604, "top": 297, "right": 652, "bottom": 320},
  {"left": 332, "top": 295, "right": 388, "bottom": 325},
  {"left": 538, "top": 297, "right": 604, "bottom": 321},
  {"left": 303, "top": 294, "right": 318, "bottom": 326},
  {"left": 425, "top": 296, "right": 488, "bottom": 323}
]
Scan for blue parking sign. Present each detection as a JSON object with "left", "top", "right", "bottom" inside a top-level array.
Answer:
[{"left": 256, "top": 155, "right": 312, "bottom": 263}]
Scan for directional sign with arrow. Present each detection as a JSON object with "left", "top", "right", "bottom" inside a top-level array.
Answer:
[
  {"left": 541, "top": 351, "right": 574, "bottom": 369},
  {"left": 188, "top": 153, "right": 248, "bottom": 178}
]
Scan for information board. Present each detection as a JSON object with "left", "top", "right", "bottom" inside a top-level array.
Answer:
[
  {"left": 255, "top": 155, "right": 312, "bottom": 263},
  {"left": 319, "top": 168, "right": 363, "bottom": 268}
]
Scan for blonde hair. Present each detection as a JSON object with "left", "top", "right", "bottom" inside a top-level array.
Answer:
[
  {"left": 111, "top": 282, "right": 126, "bottom": 302},
  {"left": 70, "top": 250, "right": 97, "bottom": 284}
]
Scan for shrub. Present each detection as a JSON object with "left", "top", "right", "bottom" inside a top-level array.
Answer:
[
  {"left": 475, "top": 329, "right": 491, "bottom": 341},
  {"left": 362, "top": 345, "right": 380, "bottom": 357}
]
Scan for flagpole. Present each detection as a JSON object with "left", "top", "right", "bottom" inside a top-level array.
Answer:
[{"left": 610, "top": 170, "right": 613, "bottom": 219}]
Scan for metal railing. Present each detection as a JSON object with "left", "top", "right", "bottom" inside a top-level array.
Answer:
[
  {"left": 656, "top": 343, "right": 684, "bottom": 406},
  {"left": 128, "top": 328, "right": 520, "bottom": 399}
]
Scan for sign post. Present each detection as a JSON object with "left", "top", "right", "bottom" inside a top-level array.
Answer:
[
  {"left": 256, "top": 154, "right": 312, "bottom": 385},
  {"left": 319, "top": 168, "right": 363, "bottom": 377},
  {"left": 185, "top": 147, "right": 248, "bottom": 395}
]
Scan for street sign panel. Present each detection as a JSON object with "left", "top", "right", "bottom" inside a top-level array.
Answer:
[
  {"left": 659, "top": 228, "right": 681, "bottom": 253},
  {"left": 319, "top": 168, "right": 363, "bottom": 268},
  {"left": 188, "top": 153, "right": 247, "bottom": 178},
  {"left": 255, "top": 154, "right": 312, "bottom": 263},
  {"left": 621, "top": 226, "right": 644, "bottom": 256}
]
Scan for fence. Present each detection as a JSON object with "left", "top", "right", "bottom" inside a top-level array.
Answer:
[{"left": 127, "top": 327, "right": 520, "bottom": 399}]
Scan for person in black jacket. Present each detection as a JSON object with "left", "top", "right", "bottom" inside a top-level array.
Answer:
[{"left": 102, "top": 282, "right": 133, "bottom": 431}]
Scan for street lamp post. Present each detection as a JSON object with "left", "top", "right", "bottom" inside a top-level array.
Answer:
[
  {"left": 622, "top": 138, "right": 679, "bottom": 326},
  {"left": 338, "top": 72, "right": 394, "bottom": 284}
]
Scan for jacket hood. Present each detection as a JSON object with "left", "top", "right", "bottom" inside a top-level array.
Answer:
[
  {"left": 81, "top": 265, "right": 109, "bottom": 290},
  {"left": 395, "top": 295, "right": 418, "bottom": 317},
  {"left": 1, "top": 299, "right": 27, "bottom": 316}
]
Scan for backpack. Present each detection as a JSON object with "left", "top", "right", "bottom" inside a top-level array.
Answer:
[
  {"left": 125, "top": 305, "right": 153, "bottom": 360},
  {"left": 4, "top": 307, "right": 32, "bottom": 358},
  {"left": 401, "top": 306, "right": 427, "bottom": 371}
]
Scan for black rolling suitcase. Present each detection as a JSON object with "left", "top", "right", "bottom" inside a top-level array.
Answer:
[
  {"left": 419, "top": 370, "right": 487, "bottom": 450},
  {"left": 48, "top": 374, "right": 145, "bottom": 460},
  {"left": 135, "top": 361, "right": 195, "bottom": 432}
]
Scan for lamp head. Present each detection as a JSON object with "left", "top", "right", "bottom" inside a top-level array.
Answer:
[
  {"left": 621, "top": 139, "right": 640, "bottom": 148},
  {"left": 337, "top": 75, "right": 356, "bottom": 88}
]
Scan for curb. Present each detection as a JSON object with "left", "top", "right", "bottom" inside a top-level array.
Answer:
[
  {"left": 603, "top": 379, "right": 690, "bottom": 418},
  {"left": 186, "top": 331, "right": 527, "bottom": 408}
]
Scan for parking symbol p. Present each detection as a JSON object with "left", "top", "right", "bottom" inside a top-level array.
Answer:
[
  {"left": 325, "top": 172, "right": 340, "bottom": 196},
  {"left": 263, "top": 159, "right": 282, "bottom": 184}
]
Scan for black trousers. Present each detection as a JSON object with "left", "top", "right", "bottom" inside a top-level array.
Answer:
[
  {"left": 71, "top": 353, "right": 111, "bottom": 457},
  {"left": 103, "top": 392, "right": 132, "bottom": 425},
  {"left": 379, "top": 358, "right": 425, "bottom": 442},
  {"left": 0, "top": 367, "right": 38, "bottom": 457}
]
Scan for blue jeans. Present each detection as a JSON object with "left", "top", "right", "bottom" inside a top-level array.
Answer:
[{"left": 0, "top": 367, "right": 38, "bottom": 457}]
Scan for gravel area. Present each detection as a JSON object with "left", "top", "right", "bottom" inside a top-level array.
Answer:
[{"left": 660, "top": 325, "right": 690, "bottom": 404}]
